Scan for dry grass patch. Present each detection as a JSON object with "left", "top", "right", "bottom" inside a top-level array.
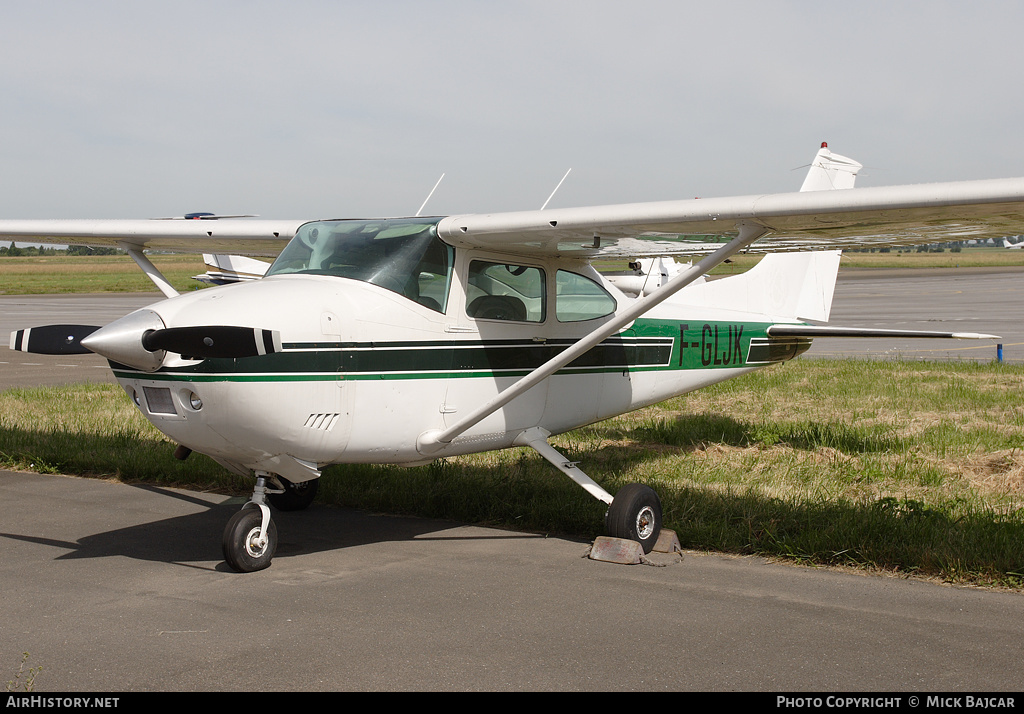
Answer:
[{"left": 956, "top": 449, "right": 1024, "bottom": 496}]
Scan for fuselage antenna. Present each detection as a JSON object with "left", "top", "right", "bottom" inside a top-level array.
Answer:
[
  {"left": 416, "top": 174, "right": 446, "bottom": 217},
  {"left": 540, "top": 169, "right": 572, "bottom": 210}
]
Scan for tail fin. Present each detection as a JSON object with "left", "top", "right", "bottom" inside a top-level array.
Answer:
[
  {"left": 799, "top": 142, "right": 862, "bottom": 192},
  {"left": 672, "top": 250, "right": 842, "bottom": 322}
]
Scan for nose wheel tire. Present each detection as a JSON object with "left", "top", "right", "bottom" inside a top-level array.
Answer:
[
  {"left": 223, "top": 507, "right": 278, "bottom": 573},
  {"left": 604, "top": 483, "right": 662, "bottom": 554}
]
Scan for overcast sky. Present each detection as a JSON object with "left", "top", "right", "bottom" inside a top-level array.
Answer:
[{"left": 2, "top": 1, "right": 1023, "bottom": 219}]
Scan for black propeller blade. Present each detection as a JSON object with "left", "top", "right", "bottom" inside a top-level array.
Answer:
[
  {"left": 141, "top": 326, "right": 282, "bottom": 359},
  {"left": 9, "top": 324, "right": 101, "bottom": 355}
]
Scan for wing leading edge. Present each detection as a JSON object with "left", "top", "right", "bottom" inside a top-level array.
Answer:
[
  {"left": 436, "top": 177, "right": 1024, "bottom": 258},
  {"left": 3, "top": 153, "right": 1024, "bottom": 260},
  {"left": 0, "top": 218, "right": 306, "bottom": 256}
]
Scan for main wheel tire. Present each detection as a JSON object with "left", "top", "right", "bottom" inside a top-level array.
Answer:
[
  {"left": 604, "top": 483, "right": 662, "bottom": 554},
  {"left": 268, "top": 478, "right": 319, "bottom": 511},
  {"left": 222, "top": 507, "right": 278, "bottom": 573}
]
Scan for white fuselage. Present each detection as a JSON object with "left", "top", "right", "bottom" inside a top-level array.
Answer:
[{"left": 110, "top": 258, "right": 776, "bottom": 482}]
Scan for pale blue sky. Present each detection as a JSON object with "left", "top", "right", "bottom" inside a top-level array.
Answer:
[{"left": 2, "top": 1, "right": 1023, "bottom": 219}]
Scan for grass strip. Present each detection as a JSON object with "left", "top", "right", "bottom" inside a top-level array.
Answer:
[
  {"left": 1, "top": 359, "right": 1022, "bottom": 587},
  {"left": 1, "top": 249, "right": 1023, "bottom": 294}
]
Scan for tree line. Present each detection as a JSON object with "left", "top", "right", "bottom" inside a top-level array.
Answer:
[{"left": 0, "top": 243, "right": 123, "bottom": 257}]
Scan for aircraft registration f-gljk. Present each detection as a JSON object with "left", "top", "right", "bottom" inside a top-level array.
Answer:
[{"left": 4, "top": 144, "right": 1021, "bottom": 572}]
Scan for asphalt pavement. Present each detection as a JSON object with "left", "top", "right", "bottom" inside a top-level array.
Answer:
[
  {"left": 3, "top": 469, "right": 1023, "bottom": 692},
  {"left": 810, "top": 267, "right": 1024, "bottom": 363}
]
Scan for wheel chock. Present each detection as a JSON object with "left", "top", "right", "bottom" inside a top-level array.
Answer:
[
  {"left": 588, "top": 536, "right": 645, "bottom": 564},
  {"left": 653, "top": 528, "right": 681, "bottom": 554}
]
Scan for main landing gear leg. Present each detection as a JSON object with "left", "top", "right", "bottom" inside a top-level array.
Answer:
[
  {"left": 222, "top": 472, "right": 279, "bottom": 573},
  {"left": 515, "top": 428, "right": 663, "bottom": 553}
]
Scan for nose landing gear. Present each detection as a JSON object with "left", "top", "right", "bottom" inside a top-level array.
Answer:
[
  {"left": 223, "top": 472, "right": 323, "bottom": 572},
  {"left": 222, "top": 473, "right": 321, "bottom": 572},
  {"left": 222, "top": 505, "right": 278, "bottom": 573},
  {"left": 222, "top": 473, "right": 278, "bottom": 572}
]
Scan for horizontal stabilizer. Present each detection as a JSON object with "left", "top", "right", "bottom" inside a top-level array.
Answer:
[
  {"left": 151, "top": 213, "right": 259, "bottom": 220},
  {"left": 766, "top": 325, "right": 1000, "bottom": 340}
]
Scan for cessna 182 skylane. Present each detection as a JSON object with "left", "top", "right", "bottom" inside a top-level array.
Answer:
[{"left": 5, "top": 143, "right": 1022, "bottom": 572}]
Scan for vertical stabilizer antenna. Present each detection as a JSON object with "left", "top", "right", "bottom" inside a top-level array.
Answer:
[
  {"left": 540, "top": 169, "right": 572, "bottom": 210},
  {"left": 416, "top": 174, "right": 446, "bottom": 217}
]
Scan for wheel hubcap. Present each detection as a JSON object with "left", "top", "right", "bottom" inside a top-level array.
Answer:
[
  {"left": 244, "top": 527, "right": 267, "bottom": 558},
  {"left": 635, "top": 506, "right": 656, "bottom": 540}
]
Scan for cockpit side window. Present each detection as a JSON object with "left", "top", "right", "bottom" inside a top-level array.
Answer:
[
  {"left": 266, "top": 218, "right": 453, "bottom": 313},
  {"left": 466, "top": 261, "right": 546, "bottom": 323}
]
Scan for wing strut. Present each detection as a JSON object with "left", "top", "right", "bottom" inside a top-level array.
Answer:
[
  {"left": 515, "top": 427, "right": 614, "bottom": 504},
  {"left": 120, "top": 243, "right": 180, "bottom": 298},
  {"left": 416, "top": 221, "right": 771, "bottom": 455}
]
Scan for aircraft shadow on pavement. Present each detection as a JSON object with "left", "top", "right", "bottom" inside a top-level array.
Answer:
[{"left": 1, "top": 480, "right": 552, "bottom": 571}]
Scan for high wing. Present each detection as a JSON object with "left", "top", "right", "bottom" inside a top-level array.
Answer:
[
  {"left": 414, "top": 174, "right": 1024, "bottom": 453},
  {"left": 0, "top": 218, "right": 305, "bottom": 256},
  {"left": 3, "top": 177, "right": 1024, "bottom": 259},
  {"left": 436, "top": 177, "right": 1024, "bottom": 257}
]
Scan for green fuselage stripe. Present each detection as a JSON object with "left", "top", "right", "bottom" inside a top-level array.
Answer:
[{"left": 111, "top": 319, "right": 800, "bottom": 383}]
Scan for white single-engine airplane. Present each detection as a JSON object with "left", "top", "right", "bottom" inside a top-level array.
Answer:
[{"left": 4, "top": 144, "right": 1022, "bottom": 572}]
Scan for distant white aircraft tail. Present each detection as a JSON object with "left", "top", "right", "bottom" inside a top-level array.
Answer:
[
  {"left": 799, "top": 142, "right": 863, "bottom": 192},
  {"left": 193, "top": 254, "right": 271, "bottom": 285},
  {"left": 1004, "top": 237, "right": 1023, "bottom": 249},
  {"left": 605, "top": 256, "right": 702, "bottom": 297}
]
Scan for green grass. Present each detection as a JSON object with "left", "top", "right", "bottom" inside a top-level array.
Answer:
[
  {"left": 2, "top": 359, "right": 1022, "bottom": 586},
  {"left": 0, "top": 254, "right": 223, "bottom": 294},
  {"left": 0, "top": 249, "right": 1022, "bottom": 294}
]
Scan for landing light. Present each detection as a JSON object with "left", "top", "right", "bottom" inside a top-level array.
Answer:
[{"left": 188, "top": 392, "right": 203, "bottom": 411}]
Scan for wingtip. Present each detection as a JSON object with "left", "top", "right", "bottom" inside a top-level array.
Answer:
[{"left": 951, "top": 332, "right": 1001, "bottom": 340}]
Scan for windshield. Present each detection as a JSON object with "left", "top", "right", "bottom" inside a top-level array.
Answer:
[{"left": 266, "top": 217, "right": 452, "bottom": 312}]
